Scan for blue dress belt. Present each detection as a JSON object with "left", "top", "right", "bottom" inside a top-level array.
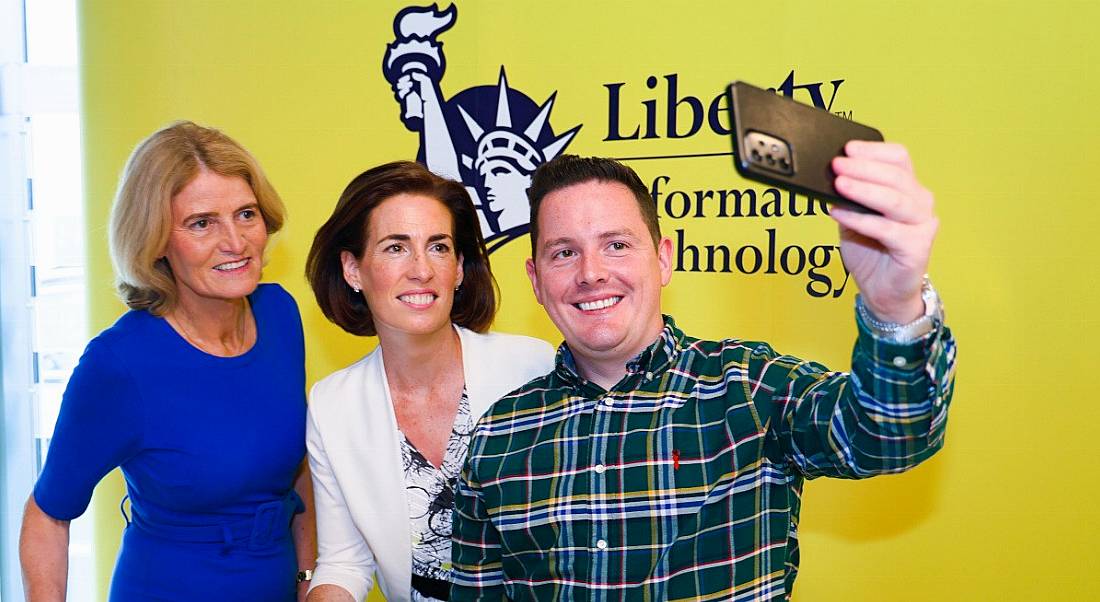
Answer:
[{"left": 127, "top": 490, "right": 305, "bottom": 552}]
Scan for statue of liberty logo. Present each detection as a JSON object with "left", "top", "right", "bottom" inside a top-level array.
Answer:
[{"left": 383, "top": 4, "right": 582, "bottom": 252}]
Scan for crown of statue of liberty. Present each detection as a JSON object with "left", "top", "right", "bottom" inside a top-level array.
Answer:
[
  {"left": 458, "top": 68, "right": 577, "bottom": 177},
  {"left": 384, "top": 3, "right": 583, "bottom": 250}
]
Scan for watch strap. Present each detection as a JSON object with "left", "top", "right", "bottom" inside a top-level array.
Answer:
[{"left": 856, "top": 276, "right": 943, "bottom": 344}]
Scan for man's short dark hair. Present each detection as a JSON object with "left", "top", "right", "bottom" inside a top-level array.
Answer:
[
  {"left": 307, "top": 160, "right": 497, "bottom": 336},
  {"left": 527, "top": 154, "right": 660, "bottom": 255}
]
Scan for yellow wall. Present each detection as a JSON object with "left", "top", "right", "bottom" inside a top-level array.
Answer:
[{"left": 78, "top": 1, "right": 1099, "bottom": 599}]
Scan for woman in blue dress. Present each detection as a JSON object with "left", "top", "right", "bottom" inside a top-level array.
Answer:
[{"left": 19, "top": 121, "right": 315, "bottom": 601}]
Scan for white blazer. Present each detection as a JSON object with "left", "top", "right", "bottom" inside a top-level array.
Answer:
[{"left": 306, "top": 326, "right": 555, "bottom": 601}]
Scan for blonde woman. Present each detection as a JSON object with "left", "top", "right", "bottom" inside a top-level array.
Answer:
[{"left": 19, "top": 122, "right": 314, "bottom": 601}]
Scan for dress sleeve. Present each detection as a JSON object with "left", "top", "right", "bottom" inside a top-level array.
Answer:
[
  {"left": 33, "top": 337, "right": 144, "bottom": 520},
  {"left": 306, "top": 395, "right": 377, "bottom": 601},
  {"left": 749, "top": 313, "right": 957, "bottom": 479}
]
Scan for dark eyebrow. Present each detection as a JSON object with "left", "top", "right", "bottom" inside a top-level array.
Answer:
[
  {"left": 376, "top": 234, "right": 411, "bottom": 244},
  {"left": 541, "top": 236, "right": 574, "bottom": 251},
  {"left": 541, "top": 229, "right": 638, "bottom": 252},
  {"left": 376, "top": 233, "right": 454, "bottom": 244}
]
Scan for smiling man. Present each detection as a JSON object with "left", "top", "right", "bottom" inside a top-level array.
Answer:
[{"left": 451, "top": 150, "right": 957, "bottom": 601}]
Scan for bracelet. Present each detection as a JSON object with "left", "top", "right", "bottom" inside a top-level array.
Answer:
[
  {"left": 296, "top": 569, "right": 313, "bottom": 584},
  {"left": 856, "top": 276, "right": 943, "bottom": 344}
]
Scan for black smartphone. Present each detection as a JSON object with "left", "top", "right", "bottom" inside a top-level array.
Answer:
[{"left": 728, "top": 80, "right": 883, "bottom": 212}]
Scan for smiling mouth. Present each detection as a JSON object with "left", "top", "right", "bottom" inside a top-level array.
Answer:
[
  {"left": 399, "top": 293, "right": 436, "bottom": 305},
  {"left": 213, "top": 258, "right": 249, "bottom": 271},
  {"left": 575, "top": 296, "right": 622, "bottom": 311}
]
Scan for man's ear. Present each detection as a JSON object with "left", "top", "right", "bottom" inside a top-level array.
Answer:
[
  {"left": 525, "top": 257, "right": 544, "bottom": 306},
  {"left": 657, "top": 236, "right": 673, "bottom": 287}
]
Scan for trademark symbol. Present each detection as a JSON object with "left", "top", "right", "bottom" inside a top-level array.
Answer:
[{"left": 834, "top": 110, "right": 853, "bottom": 120}]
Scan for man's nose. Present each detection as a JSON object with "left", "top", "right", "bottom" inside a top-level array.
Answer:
[{"left": 577, "top": 252, "right": 608, "bottom": 286}]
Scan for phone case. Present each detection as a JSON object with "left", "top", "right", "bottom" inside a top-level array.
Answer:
[{"left": 728, "top": 80, "right": 883, "bottom": 211}]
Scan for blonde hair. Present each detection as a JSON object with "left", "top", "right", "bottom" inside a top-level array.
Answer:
[{"left": 108, "top": 121, "right": 286, "bottom": 315}]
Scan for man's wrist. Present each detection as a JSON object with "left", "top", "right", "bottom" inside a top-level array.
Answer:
[
  {"left": 856, "top": 277, "right": 943, "bottom": 344},
  {"left": 296, "top": 568, "right": 314, "bottom": 584}
]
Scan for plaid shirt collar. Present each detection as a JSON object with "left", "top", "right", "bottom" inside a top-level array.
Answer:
[{"left": 553, "top": 314, "right": 686, "bottom": 388}]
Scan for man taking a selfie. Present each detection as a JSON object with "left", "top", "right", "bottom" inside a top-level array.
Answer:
[{"left": 452, "top": 143, "right": 957, "bottom": 601}]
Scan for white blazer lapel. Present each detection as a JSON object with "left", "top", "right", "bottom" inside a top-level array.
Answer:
[
  {"left": 356, "top": 349, "right": 413, "bottom": 601},
  {"left": 457, "top": 326, "right": 490, "bottom": 420}
]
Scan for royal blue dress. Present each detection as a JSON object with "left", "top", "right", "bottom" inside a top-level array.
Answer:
[{"left": 33, "top": 284, "right": 307, "bottom": 601}]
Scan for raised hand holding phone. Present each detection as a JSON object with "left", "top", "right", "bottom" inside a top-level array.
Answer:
[
  {"left": 728, "top": 80, "right": 938, "bottom": 324},
  {"left": 830, "top": 141, "right": 937, "bottom": 324}
]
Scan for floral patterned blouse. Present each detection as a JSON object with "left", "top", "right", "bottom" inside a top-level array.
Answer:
[{"left": 399, "top": 388, "right": 473, "bottom": 601}]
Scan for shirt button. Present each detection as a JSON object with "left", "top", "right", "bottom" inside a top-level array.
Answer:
[
  {"left": 603, "top": 397, "right": 615, "bottom": 407},
  {"left": 593, "top": 464, "right": 606, "bottom": 474},
  {"left": 645, "top": 371, "right": 653, "bottom": 381},
  {"left": 595, "top": 539, "right": 608, "bottom": 550},
  {"left": 892, "top": 356, "right": 907, "bottom": 368}
]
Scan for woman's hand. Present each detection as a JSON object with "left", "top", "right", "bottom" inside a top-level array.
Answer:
[
  {"left": 306, "top": 584, "right": 356, "bottom": 602},
  {"left": 293, "top": 461, "right": 317, "bottom": 602}
]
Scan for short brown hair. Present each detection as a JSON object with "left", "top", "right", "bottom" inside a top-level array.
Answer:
[
  {"left": 108, "top": 121, "right": 285, "bottom": 315},
  {"left": 527, "top": 154, "right": 660, "bottom": 255},
  {"left": 306, "top": 161, "right": 497, "bottom": 336}
]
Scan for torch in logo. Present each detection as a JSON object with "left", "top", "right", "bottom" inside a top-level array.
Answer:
[{"left": 383, "top": 4, "right": 581, "bottom": 252}]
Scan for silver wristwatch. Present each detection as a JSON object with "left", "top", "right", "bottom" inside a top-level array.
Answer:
[{"left": 856, "top": 277, "right": 943, "bottom": 344}]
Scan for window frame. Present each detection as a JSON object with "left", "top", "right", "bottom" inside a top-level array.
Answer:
[{"left": 1, "top": 0, "right": 91, "bottom": 600}]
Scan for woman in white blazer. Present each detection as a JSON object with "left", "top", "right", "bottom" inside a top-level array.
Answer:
[{"left": 303, "top": 161, "right": 554, "bottom": 602}]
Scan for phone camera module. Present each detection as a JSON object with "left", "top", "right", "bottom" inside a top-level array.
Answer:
[{"left": 744, "top": 132, "right": 794, "bottom": 176}]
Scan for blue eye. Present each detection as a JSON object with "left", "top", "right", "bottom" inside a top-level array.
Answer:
[{"left": 190, "top": 218, "right": 210, "bottom": 230}]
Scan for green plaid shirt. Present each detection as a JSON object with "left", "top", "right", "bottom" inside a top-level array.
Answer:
[{"left": 452, "top": 312, "right": 956, "bottom": 601}]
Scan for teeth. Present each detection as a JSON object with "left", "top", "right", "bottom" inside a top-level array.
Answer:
[
  {"left": 399, "top": 293, "right": 435, "bottom": 305},
  {"left": 214, "top": 259, "right": 248, "bottom": 271},
  {"left": 578, "top": 296, "right": 621, "bottom": 311}
]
